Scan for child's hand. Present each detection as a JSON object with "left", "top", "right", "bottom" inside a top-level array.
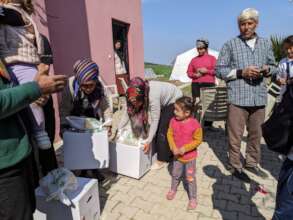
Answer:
[
  {"left": 179, "top": 148, "right": 185, "bottom": 155},
  {"left": 173, "top": 148, "right": 180, "bottom": 156}
]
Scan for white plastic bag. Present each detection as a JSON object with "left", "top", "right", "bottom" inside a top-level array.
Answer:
[
  {"left": 117, "top": 125, "right": 146, "bottom": 147},
  {"left": 66, "top": 116, "right": 104, "bottom": 132},
  {"left": 66, "top": 116, "right": 112, "bottom": 132},
  {"left": 39, "top": 168, "right": 78, "bottom": 206}
]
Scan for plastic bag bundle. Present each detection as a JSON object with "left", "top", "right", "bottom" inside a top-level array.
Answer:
[
  {"left": 117, "top": 125, "right": 146, "bottom": 147},
  {"left": 66, "top": 116, "right": 103, "bottom": 132},
  {"left": 39, "top": 168, "right": 78, "bottom": 206}
]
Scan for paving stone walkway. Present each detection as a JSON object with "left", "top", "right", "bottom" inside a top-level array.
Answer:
[{"left": 96, "top": 122, "right": 281, "bottom": 220}]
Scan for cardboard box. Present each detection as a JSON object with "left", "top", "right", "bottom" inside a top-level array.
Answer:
[
  {"left": 34, "top": 178, "right": 100, "bottom": 220},
  {"left": 109, "top": 142, "right": 156, "bottom": 179},
  {"left": 63, "top": 130, "right": 109, "bottom": 170}
]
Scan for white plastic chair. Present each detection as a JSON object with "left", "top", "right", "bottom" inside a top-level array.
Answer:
[
  {"left": 265, "top": 82, "right": 281, "bottom": 120},
  {"left": 99, "top": 76, "right": 119, "bottom": 111},
  {"left": 198, "top": 87, "right": 228, "bottom": 125},
  {"left": 118, "top": 77, "right": 129, "bottom": 94}
]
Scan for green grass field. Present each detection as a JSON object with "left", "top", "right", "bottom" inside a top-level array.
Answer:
[
  {"left": 144, "top": 62, "right": 172, "bottom": 79},
  {"left": 144, "top": 62, "right": 192, "bottom": 96}
]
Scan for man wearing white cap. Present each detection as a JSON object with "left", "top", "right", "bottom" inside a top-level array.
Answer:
[{"left": 216, "top": 8, "right": 277, "bottom": 182}]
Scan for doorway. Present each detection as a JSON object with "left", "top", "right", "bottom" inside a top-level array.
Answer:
[{"left": 112, "top": 19, "right": 130, "bottom": 95}]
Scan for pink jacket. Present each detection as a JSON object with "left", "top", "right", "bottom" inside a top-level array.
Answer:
[{"left": 167, "top": 117, "right": 202, "bottom": 162}]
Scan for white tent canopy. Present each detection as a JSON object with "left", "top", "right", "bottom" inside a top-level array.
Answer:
[{"left": 170, "top": 48, "right": 219, "bottom": 83}]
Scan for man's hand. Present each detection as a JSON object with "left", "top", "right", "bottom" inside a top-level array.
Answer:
[
  {"left": 34, "top": 71, "right": 67, "bottom": 95},
  {"left": 242, "top": 66, "right": 261, "bottom": 79},
  {"left": 34, "top": 95, "right": 49, "bottom": 107},
  {"left": 260, "top": 65, "right": 270, "bottom": 77}
]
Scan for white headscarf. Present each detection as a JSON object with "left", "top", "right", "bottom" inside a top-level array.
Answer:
[{"left": 238, "top": 8, "right": 259, "bottom": 23}]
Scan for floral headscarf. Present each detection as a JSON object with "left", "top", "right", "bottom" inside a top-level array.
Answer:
[{"left": 126, "top": 77, "right": 150, "bottom": 138}]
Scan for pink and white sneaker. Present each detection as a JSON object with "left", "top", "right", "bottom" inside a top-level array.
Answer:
[
  {"left": 166, "top": 190, "right": 177, "bottom": 200},
  {"left": 187, "top": 199, "right": 197, "bottom": 210}
]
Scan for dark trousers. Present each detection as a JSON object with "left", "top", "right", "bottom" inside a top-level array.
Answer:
[
  {"left": 191, "top": 82, "right": 215, "bottom": 100},
  {"left": 0, "top": 156, "right": 35, "bottom": 220},
  {"left": 227, "top": 104, "right": 265, "bottom": 170},
  {"left": 273, "top": 158, "right": 293, "bottom": 220},
  {"left": 154, "top": 104, "right": 174, "bottom": 162}
]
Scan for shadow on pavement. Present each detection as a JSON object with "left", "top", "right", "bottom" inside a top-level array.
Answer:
[
  {"left": 204, "top": 128, "right": 267, "bottom": 219},
  {"left": 203, "top": 165, "right": 265, "bottom": 220}
]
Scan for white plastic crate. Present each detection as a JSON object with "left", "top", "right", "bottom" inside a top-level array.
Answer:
[
  {"left": 63, "top": 130, "right": 109, "bottom": 170},
  {"left": 109, "top": 142, "right": 156, "bottom": 179},
  {"left": 34, "top": 178, "right": 100, "bottom": 220}
]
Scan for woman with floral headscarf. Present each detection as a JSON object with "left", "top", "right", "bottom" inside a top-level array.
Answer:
[
  {"left": 119, "top": 77, "right": 183, "bottom": 170},
  {"left": 60, "top": 58, "right": 112, "bottom": 182}
]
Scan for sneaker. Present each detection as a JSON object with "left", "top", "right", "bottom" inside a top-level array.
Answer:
[
  {"left": 166, "top": 190, "right": 176, "bottom": 200},
  {"left": 34, "top": 131, "right": 51, "bottom": 150},
  {"left": 244, "top": 166, "right": 268, "bottom": 179},
  {"left": 187, "top": 199, "right": 197, "bottom": 210},
  {"left": 232, "top": 169, "right": 251, "bottom": 183},
  {"left": 151, "top": 162, "right": 165, "bottom": 170}
]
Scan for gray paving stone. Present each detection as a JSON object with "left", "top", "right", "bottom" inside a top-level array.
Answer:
[{"left": 55, "top": 121, "right": 279, "bottom": 220}]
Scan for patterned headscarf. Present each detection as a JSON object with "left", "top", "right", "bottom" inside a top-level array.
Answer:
[
  {"left": 126, "top": 77, "right": 150, "bottom": 138},
  {"left": 73, "top": 58, "right": 99, "bottom": 98}
]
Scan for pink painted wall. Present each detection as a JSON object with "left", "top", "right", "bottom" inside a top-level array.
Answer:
[
  {"left": 35, "top": 0, "right": 144, "bottom": 84},
  {"left": 84, "top": 0, "right": 145, "bottom": 84},
  {"left": 34, "top": 0, "right": 145, "bottom": 141}
]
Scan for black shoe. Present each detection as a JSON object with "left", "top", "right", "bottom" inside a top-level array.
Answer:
[
  {"left": 245, "top": 166, "right": 268, "bottom": 179},
  {"left": 232, "top": 169, "right": 251, "bottom": 183}
]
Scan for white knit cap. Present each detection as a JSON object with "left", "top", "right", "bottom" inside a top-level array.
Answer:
[{"left": 238, "top": 8, "right": 259, "bottom": 22}]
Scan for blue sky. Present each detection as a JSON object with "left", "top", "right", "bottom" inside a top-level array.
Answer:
[{"left": 142, "top": 0, "right": 292, "bottom": 64}]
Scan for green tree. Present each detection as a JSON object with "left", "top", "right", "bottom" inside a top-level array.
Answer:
[{"left": 270, "top": 35, "right": 285, "bottom": 63}]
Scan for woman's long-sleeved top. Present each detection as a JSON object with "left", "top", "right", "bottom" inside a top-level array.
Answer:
[
  {"left": 187, "top": 53, "right": 216, "bottom": 83},
  {"left": 119, "top": 80, "right": 183, "bottom": 143}
]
